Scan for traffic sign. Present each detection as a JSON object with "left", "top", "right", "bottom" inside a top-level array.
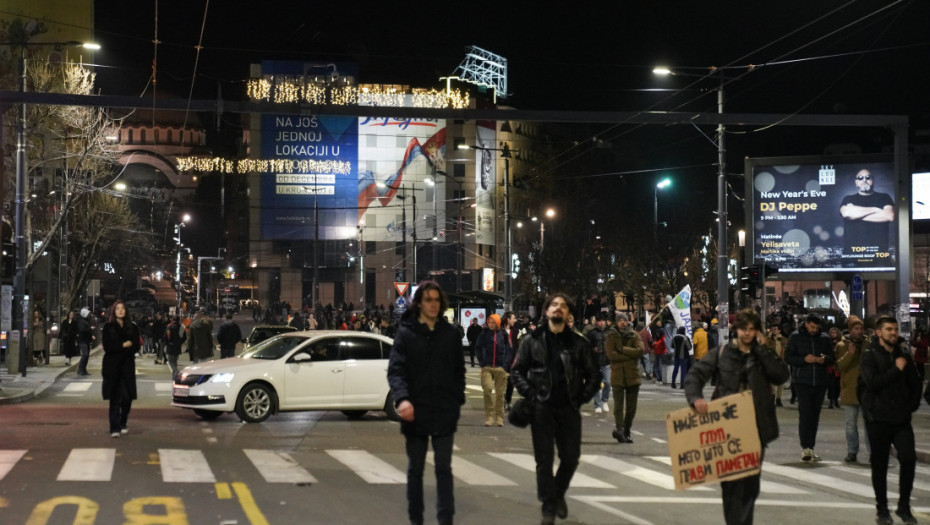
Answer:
[
  {"left": 394, "top": 282, "right": 409, "bottom": 296},
  {"left": 852, "top": 275, "right": 863, "bottom": 293}
]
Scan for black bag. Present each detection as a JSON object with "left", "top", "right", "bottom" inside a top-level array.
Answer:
[{"left": 507, "top": 398, "right": 534, "bottom": 428}]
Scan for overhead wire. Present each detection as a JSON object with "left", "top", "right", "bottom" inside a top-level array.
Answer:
[{"left": 180, "top": 0, "right": 210, "bottom": 149}]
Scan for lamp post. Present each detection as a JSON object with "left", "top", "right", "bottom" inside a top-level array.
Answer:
[
  {"left": 534, "top": 207, "right": 556, "bottom": 293},
  {"left": 196, "top": 253, "right": 224, "bottom": 310},
  {"left": 377, "top": 182, "right": 423, "bottom": 283},
  {"left": 654, "top": 177, "right": 671, "bottom": 243},
  {"left": 175, "top": 214, "right": 190, "bottom": 313},
  {"left": 737, "top": 229, "right": 746, "bottom": 309},
  {"left": 458, "top": 142, "right": 513, "bottom": 310},
  {"left": 654, "top": 66, "right": 729, "bottom": 346},
  {"left": 425, "top": 169, "right": 467, "bottom": 292},
  {"left": 5, "top": 33, "right": 99, "bottom": 375}
]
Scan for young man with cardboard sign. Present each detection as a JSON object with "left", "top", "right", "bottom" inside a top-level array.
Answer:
[{"left": 682, "top": 309, "right": 789, "bottom": 525}]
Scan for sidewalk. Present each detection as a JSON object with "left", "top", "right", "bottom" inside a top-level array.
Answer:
[{"left": 0, "top": 347, "right": 100, "bottom": 404}]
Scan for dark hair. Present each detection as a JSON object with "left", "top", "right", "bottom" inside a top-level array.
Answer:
[
  {"left": 733, "top": 309, "right": 762, "bottom": 331},
  {"left": 226, "top": 313, "right": 233, "bottom": 320},
  {"left": 804, "top": 313, "right": 822, "bottom": 326},
  {"left": 503, "top": 311, "right": 515, "bottom": 323},
  {"left": 543, "top": 292, "right": 574, "bottom": 316},
  {"left": 875, "top": 315, "right": 897, "bottom": 330},
  {"left": 106, "top": 300, "right": 127, "bottom": 324},
  {"left": 410, "top": 280, "right": 448, "bottom": 318}
]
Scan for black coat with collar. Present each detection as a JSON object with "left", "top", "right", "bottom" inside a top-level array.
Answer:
[
  {"left": 511, "top": 323, "right": 600, "bottom": 410},
  {"left": 859, "top": 337, "right": 922, "bottom": 424},
  {"left": 387, "top": 311, "right": 466, "bottom": 436}
]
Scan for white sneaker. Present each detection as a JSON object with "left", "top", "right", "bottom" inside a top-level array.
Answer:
[
  {"left": 594, "top": 406, "right": 602, "bottom": 413},
  {"left": 111, "top": 432, "right": 120, "bottom": 438},
  {"left": 602, "top": 404, "right": 610, "bottom": 414}
]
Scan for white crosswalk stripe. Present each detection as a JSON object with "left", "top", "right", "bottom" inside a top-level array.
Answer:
[
  {"left": 645, "top": 456, "right": 806, "bottom": 494},
  {"left": 159, "top": 449, "right": 216, "bottom": 483},
  {"left": 427, "top": 452, "right": 517, "bottom": 486},
  {"left": 244, "top": 449, "right": 317, "bottom": 484},
  {"left": 0, "top": 450, "right": 27, "bottom": 481},
  {"left": 326, "top": 449, "right": 406, "bottom": 484},
  {"left": 582, "top": 454, "right": 712, "bottom": 491},
  {"left": 489, "top": 452, "right": 614, "bottom": 488},
  {"left": 58, "top": 448, "right": 115, "bottom": 481}
]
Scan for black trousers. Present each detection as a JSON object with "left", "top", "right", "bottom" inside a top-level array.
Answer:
[
  {"left": 530, "top": 402, "right": 581, "bottom": 517},
  {"left": 794, "top": 383, "right": 826, "bottom": 449},
  {"left": 108, "top": 381, "right": 132, "bottom": 433},
  {"left": 720, "top": 450, "right": 764, "bottom": 525},
  {"left": 866, "top": 420, "right": 916, "bottom": 512},
  {"left": 612, "top": 384, "right": 639, "bottom": 431},
  {"left": 405, "top": 432, "right": 454, "bottom": 525}
]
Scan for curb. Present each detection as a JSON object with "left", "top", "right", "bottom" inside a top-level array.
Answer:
[{"left": 0, "top": 388, "right": 35, "bottom": 405}]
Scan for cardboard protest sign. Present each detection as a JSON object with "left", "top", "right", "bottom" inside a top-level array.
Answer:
[{"left": 665, "top": 391, "right": 762, "bottom": 490}]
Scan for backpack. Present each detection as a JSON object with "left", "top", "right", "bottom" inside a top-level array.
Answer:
[{"left": 653, "top": 335, "right": 667, "bottom": 356}]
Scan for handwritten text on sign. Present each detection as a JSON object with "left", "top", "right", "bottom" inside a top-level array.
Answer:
[{"left": 665, "top": 391, "right": 761, "bottom": 490}]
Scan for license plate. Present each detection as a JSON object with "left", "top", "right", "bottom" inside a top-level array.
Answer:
[{"left": 173, "top": 386, "right": 189, "bottom": 398}]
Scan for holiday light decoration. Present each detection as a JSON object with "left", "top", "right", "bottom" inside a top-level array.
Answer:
[
  {"left": 246, "top": 77, "right": 469, "bottom": 109},
  {"left": 176, "top": 156, "right": 352, "bottom": 174}
]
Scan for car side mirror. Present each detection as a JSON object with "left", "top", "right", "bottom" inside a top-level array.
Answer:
[{"left": 291, "top": 352, "right": 312, "bottom": 363}]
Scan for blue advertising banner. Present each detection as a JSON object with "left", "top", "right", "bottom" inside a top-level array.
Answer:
[
  {"left": 748, "top": 157, "right": 895, "bottom": 273},
  {"left": 260, "top": 114, "right": 358, "bottom": 240}
]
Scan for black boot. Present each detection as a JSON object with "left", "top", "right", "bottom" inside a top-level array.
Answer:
[{"left": 624, "top": 429, "right": 633, "bottom": 444}]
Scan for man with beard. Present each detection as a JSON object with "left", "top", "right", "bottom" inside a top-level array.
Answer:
[
  {"left": 684, "top": 309, "right": 789, "bottom": 525},
  {"left": 839, "top": 168, "right": 894, "bottom": 264},
  {"left": 859, "top": 316, "right": 922, "bottom": 525},
  {"left": 511, "top": 293, "right": 600, "bottom": 525}
]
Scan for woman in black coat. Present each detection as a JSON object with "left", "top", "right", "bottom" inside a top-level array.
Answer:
[
  {"left": 101, "top": 301, "right": 140, "bottom": 438},
  {"left": 60, "top": 310, "right": 79, "bottom": 365}
]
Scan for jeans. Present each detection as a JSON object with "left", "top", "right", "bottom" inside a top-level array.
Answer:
[
  {"left": 613, "top": 385, "right": 639, "bottom": 430},
  {"left": 143, "top": 335, "right": 152, "bottom": 354},
  {"left": 167, "top": 353, "right": 180, "bottom": 379},
  {"left": 844, "top": 404, "right": 870, "bottom": 456},
  {"left": 794, "top": 383, "right": 827, "bottom": 449},
  {"left": 720, "top": 450, "right": 764, "bottom": 525},
  {"left": 108, "top": 381, "right": 132, "bottom": 433},
  {"left": 480, "top": 366, "right": 509, "bottom": 422},
  {"left": 652, "top": 355, "right": 663, "bottom": 381},
  {"left": 155, "top": 339, "right": 165, "bottom": 362},
  {"left": 866, "top": 420, "right": 915, "bottom": 512},
  {"left": 530, "top": 402, "right": 582, "bottom": 518},
  {"left": 641, "top": 353, "right": 653, "bottom": 378},
  {"left": 594, "top": 365, "right": 611, "bottom": 409},
  {"left": 77, "top": 342, "right": 90, "bottom": 375},
  {"left": 405, "top": 432, "right": 455, "bottom": 524},
  {"left": 672, "top": 357, "right": 690, "bottom": 385}
]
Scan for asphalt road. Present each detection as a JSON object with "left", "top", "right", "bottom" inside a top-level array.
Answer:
[{"left": 2, "top": 338, "right": 929, "bottom": 525}]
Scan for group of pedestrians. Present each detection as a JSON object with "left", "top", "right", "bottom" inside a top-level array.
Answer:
[{"left": 387, "top": 281, "right": 930, "bottom": 525}]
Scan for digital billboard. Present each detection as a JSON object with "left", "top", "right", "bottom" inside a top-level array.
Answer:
[
  {"left": 746, "top": 155, "right": 895, "bottom": 274},
  {"left": 914, "top": 172, "right": 930, "bottom": 220}
]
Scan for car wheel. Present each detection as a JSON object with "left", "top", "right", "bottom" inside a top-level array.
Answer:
[
  {"left": 235, "top": 383, "right": 275, "bottom": 423},
  {"left": 194, "top": 409, "right": 223, "bottom": 420},
  {"left": 383, "top": 392, "right": 401, "bottom": 422},
  {"left": 341, "top": 410, "right": 367, "bottom": 419}
]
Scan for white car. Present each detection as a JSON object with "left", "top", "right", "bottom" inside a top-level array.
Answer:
[{"left": 172, "top": 331, "right": 400, "bottom": 423}]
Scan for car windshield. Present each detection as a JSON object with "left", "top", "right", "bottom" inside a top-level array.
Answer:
[{"left": 242, "top": 335, "right": 309, "bottom": 360}]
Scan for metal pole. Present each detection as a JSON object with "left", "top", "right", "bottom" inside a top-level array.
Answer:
[
  {"left": 504, "top": 154, "right": 512, "bottom": 311},
  {"left": 14, "top": 45, "right": 27, "bottom": 375},
  {"left": 412, "top": 193, "right": 417, "bottom": 283},
  {"left": 175, "top": 223, "right": 182, "bottom": 313},
  {"left": 715, "top": 79, "right": 730, "bottom": 347},
  {"left": 653, "top": 184, "right": 658, "bottom": 243},
  {"left": 313, "top": 194, "right": 320, "bottom": 309},
  {"left": 432, "top": 165, "right": 438, "bottom": 277}
]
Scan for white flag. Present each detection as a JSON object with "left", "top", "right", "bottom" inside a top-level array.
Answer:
[{"left": 668, "top": 285, "right": 693, "bottom": 339}]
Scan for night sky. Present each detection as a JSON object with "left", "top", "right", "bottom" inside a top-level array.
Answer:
[{"left": 89, "top": 0, "right": 930, "bottom": 239}]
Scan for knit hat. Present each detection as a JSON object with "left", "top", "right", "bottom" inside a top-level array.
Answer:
[
  {"left": 488, "top": 313, "right": 501, "bottom": 327},
  {"left": 80, "top": 308, "right": 89, "bottom": 318},
  {"left": 615, "top": 312, "right": 630, "bottom": 322}
]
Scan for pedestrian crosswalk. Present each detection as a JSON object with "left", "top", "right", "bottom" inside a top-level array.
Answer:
[{"left": 1, "top": 446, "right": 926, "bottom": 503}]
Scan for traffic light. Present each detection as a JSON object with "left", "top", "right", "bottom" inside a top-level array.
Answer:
[{"left": 740, "top": 264, "right": 760, "bottom": 297}]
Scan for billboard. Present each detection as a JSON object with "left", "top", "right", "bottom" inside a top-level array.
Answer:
[
  {"left": 474, "top": 122, "right": 497, "bottom": 246},
  {"left": 747, "top": 155, "right": 895, "bottom": 274},
  {"left": 914, "top": 172, "right": 930, "bottom": 221}
]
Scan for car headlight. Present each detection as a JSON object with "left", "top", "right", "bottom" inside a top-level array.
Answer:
[{"left": 209, "top": 372, "right": 235, "bottom": 383}]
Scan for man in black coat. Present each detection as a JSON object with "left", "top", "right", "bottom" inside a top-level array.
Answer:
[
  {"left": 685, "top": 309, "right": 789, "bottom": 525},
  {"left": 466, "top": 317, "right": 482, "bottom": 367},
  {"left": 216, "top": 314, "right": 243, "bottom": 359},
  {"left": 387, "top": 281, "right": 465, "bottom": 525},
  {"left": 860, "top": 316, "right": 923, "bottom": 525},
  {"left": 511, "top": 293, "right": 600, "bottom": 525},
  {"left": 784, "top": 313, "right": 835, "bottom": 462}
]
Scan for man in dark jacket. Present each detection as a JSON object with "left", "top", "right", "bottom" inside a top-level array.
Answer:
[
  {"left": 475, "top": 313, "right": 512, "bottom": 427},
  {"left": 165, "top": 316, "right": 186, "bottom": 379},
  {"left": 511, "top": 293, "right": 600, "bottom": 525},
  {"left": 466, "top": 318, "right": 482, "bottom": 367},
  {"left": 75, "top": 307, "right": 95, "bottom": 376},
  {"left": 187, "top": 310, "right": 215, "bottom": 363},
  {"left": 584, "top": 313, "right": 611, "bottom": 414},
  {"left": 859, "top": 316, "right": 922, "bottom": 525},
  {"left": 685, "top": 309, "right": 789, "bottom": 525},
  {"left": 216, "top": 314, "right": 243, "bottom": 359},
  {"left": 784, "top": 313, "right": 835, "bottom": 462},
  {"left": 387, "top": 281, "right": 465, "bottom": 525},
  {"left": 606, "top": 312, "right": 644, "bottom": 443}
]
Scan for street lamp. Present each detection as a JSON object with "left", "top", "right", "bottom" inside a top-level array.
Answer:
[
  {"left": 457, "top": 142, "right": 513, "bottom": 310},
  {"left": 654, "top": 65, "right": 729, "bottom": 346},
  {"left": 5, "top": 31, "right": 100, "bottom": 375},
  {"left": 377, "top": 182, "right": 422, "bottom": 282},
  {"left": 654, "top": 177, "right": 672, "bottom": 242},
  {"left": 175, "top": 214, "right": 190, "bottom": 313},
  {"left": 425, "top": 170, "right": 466, "bottom": 292}
]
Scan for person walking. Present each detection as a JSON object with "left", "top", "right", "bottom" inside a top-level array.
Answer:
[
  {"left": 503, "top": 311, "right": 520, "bottom": 411},
  {"left": 511, "top": 293, "right": 600, "bottom": 525},
  {"left": 466, "top": 318, "right": 481, "bottom": 368},
  {"left": 769, "top": 324, "right": 788, "bottom": 406},
  {"left": 187, "top": 309, "right": 215, "bottom": 363},
  {"left": 387, "top": 281, "right": 466, "bottom": 525},
  {"left": 785, "top": 313, "right": 835, "bottom": 462},
  {"left": 60, "top": 310, "right": 79, "bottom": 366},
  {"left": 152, "top": 313, "right": 167, "bottom": 364},
  {"left": 101, "top": 301, "right": 140, "bottom": 438},
  {"left": 584, "top": 313, "right": 612, "bottom": 414},
  {"left": 834, "top": 315, "right": 870, "bottom": 463},
  {"left": 29, "top": 310, "right": 48, "bottom": 365},
  {"left": 860, "top": 316, "right": 923, "bottom": 525},
  {"left": 684, "top": 309, "right": 789, "bottom": 525},
  {"left": 475, "top": 313, "right": 512, "bottom": 427},
  {"left": 75, "top": 308, "right": 95, "bottom": 376},
  {"left": 165, "top": 315, "right": 186, "bottom": 379},
  {"left": 606, "top": 312, "right": 644, "bottom": 443},
  {"left": 670, "top": 326, "right": 692, "bottom": 388},
  {"left": 216, "top": 313, "right": 243, "bottom": 359}
]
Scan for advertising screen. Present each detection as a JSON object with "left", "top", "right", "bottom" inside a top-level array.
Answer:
[
  {"left": 914, "top": 172, "right": 930, "bottom": 220},
  {"left": 747, "top": 156, "right": 895, "bottom": 274}
]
